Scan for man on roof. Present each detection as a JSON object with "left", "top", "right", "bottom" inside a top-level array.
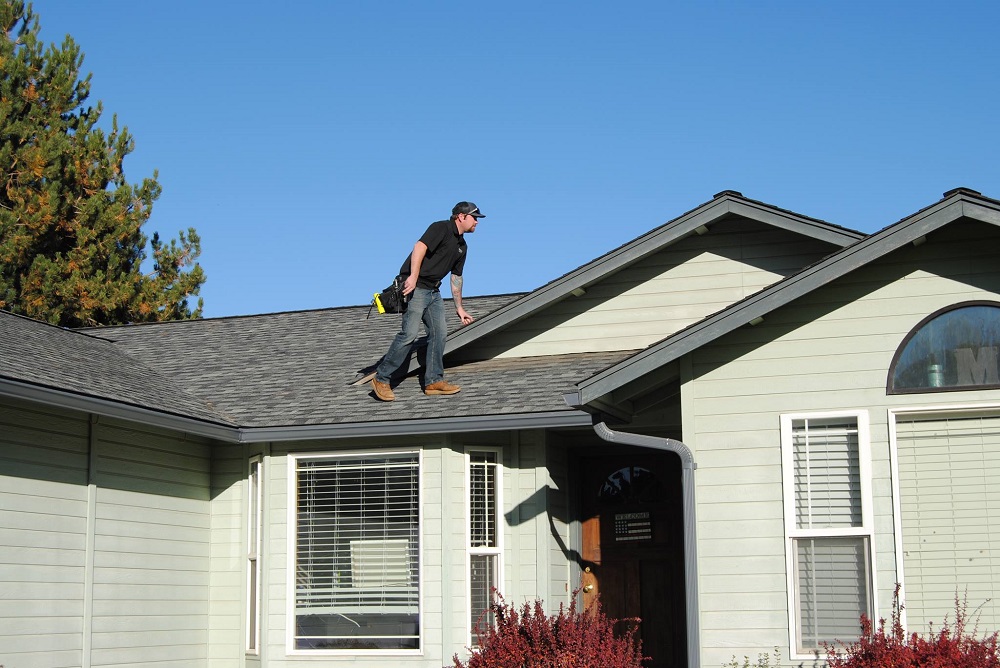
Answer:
[{"left": 371, "top": 201, "right": 485, "bottom": 402}]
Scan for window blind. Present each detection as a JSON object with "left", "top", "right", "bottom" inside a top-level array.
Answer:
[
  {"left": 470, "top": 452, "right": 497, "bottom": 548},
  {"left": 295, "top": 453, "right": 419, "bottom": 650},
  {"left": 895, "top": 413, "right": 1000, "bottom": 631},
  {"left": 787, "top": 415, "right": 871, "bottom": 651},
  {"left": 793, "top": 418, "right": 862, "bottom": 529},
  {"left": 796, "top": 536, "right": 870, "bottom": 649}
]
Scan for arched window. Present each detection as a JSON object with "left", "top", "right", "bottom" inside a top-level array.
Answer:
[{"left": 888, "top": 301, "right": 1000, "bottom": 394}]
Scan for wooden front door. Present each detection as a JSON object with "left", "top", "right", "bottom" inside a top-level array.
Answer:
[{"left": 579, "top": 452, "right": 687, "bottom": 668}]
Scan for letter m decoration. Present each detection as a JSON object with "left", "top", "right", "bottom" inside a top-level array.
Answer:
[{"left": 955, "top": 347, "right": 1000, "bottom": 385}]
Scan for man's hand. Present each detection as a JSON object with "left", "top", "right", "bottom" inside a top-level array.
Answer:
[
  {"left": 402, "top": 274, "right": 418, "bottom": 296},
  {"left": 457, "top": 308, "right": 474, "bottom": 326}
]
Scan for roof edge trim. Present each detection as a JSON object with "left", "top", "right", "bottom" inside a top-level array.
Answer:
[
  {"left": 0, "top": 378, "right": 241, "bottom": 443},
  {"left": 573, "top": 192, "right": 1000, "bottom": 405},
  {"left": 444, "top": 193, "right": 863, "bottom": 355},
  {"left": 239, "top": 410, "right": 594, "bottom": 443},
  {"left": 3, "top": 378, "right": 596, "bottom": 444}
]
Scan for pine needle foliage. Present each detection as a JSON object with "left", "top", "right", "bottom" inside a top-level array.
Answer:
[
  {"left": 0, "top": 0, "right": 204, "bottom": 326},
  {"left": 453, "top": 590, "right": 647, "bottom": 668}
]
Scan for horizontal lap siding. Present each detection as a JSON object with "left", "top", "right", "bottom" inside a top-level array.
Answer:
[
  {"left": 91, "top": 421, "right": 212, "bottom": 668},
  {"left": 0, "top": 398, "right": 89, "bottom": 668},
  {"left": 546, "top": 441, "right": 572, "bottom": 609},
  {"left": 687, "top": 223, "right": 1000, "bottom": 666},
  {"left": 262, "top": 449, "right": 287, "bottom": 662},
  {"left": 480, "top": 221, "right": 837, "bottom": 358},
  {"left": 507, "top": 431, "right": 544, "bottom": 606},
  {"left": 1, "top": 402, "right": 214, "bottom": 668},
  {"left": 209, "top": 445, "right": 245, "bottom": 668}
]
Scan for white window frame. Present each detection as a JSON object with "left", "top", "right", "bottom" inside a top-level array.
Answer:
[
  {"left": 781, "top": 411, "right": 876, "bottom": 659},
  {"left": 286, "top": 449, "right": 423, "bottom": 656},
  {"left": 246, "top": 456, "right": 263, "bottom": 654},
  {"left": 466, "top": 447, "right": 503, "bottom": 646},
  {"left": 888, "top": 401, "right": 1000, "bottom": 634}
]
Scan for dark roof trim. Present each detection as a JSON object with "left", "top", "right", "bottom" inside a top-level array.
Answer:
[
  {"left": 0, "top": 377, "right": 241, "bottom": 442},
  {"left": 238, "top": 410, "right": 594, "bottom": 443},
  {"left": 444, "top": 192, "right": 864, "bottom": 354},
  {"left": 2, "top": 376, "right": 593, "bottom": 444},
  {"left": 570, "top": 191, "right": 1000, "bottom": 406}
]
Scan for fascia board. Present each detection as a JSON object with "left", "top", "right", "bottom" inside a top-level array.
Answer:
[
  {"left": 444, "top": 200, "right": 730, "bottom": 353},
  {"left": 575, "top": 196, "right": 993, "bottom": 405},
  {"left": 238, "top": 410, "right": 594, "bottom": 443},
  {"left": 727, "top": 200, "right": 865, "bottom": 245},
  {"left": 0, "top": 377, "right": 241, "bottom": 443},
  {"left": 3, "top": 376, "right": 594, "bottom": 445},
  {"left": 446, "top": 196, "right": 862, "bottom": 355},
  {"left": 963, "top": 200, "right": 1000, "bottom": 225}
]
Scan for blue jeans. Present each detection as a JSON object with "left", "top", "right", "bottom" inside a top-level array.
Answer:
[{"left": 375, "top": 287, "right": 446, "bottom": 386}]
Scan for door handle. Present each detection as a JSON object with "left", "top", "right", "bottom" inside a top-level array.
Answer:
[{"left": 583, "top": 584, "right": 594, "bottom": 592}]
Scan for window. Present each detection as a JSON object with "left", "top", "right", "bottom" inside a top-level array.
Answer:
[
  {"left": 291, "top": 452, "right": 420, "bottom": 651},
  {"left": 468, "top": 449, "right": 502, "bottom": 642},
  {"left": 889, "top": 301, "right": 1000, "bottom": 393},
  {"left": 246, "top": 456, "right": 263, "bottom": 653},
  {"left": 781, "top": 413, "right": 873, "bottom": 654},
  {"left": 893, "top": 410, "right": 1000, "bottom": 631}
]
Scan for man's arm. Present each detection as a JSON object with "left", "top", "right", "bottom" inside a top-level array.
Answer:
[
  {"left": 402, "top": 241, "right": 428, "bottom": 295},
  {"left": 451, "top": 274, "right": 474, "bottom": 325}
]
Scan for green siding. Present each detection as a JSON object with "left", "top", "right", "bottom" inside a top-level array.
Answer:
[
  {"left": 0, "top": 399, "right": 89, "bottom": 668},
  {"left": 90, "top": 421, "right": 212, "bottom": 667},
  {"left": 686, "top": 225, "right": 1000, "bottom": 666},
  {"left": 463, "top": 220, "right": 838, "bottom": 359},
  {"left": 208, "top": 444, "right": 245, "bottom": 668},
  {"left": 0, "top": 397, "right": 214, "bottom": 668}
]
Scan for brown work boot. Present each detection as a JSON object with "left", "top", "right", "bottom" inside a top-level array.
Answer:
[
  {"left": 424, "top": 380, "right": 460, "bottom": 396},
  {"left": 372, "top": 378, "right": 395, "bottom": 401}
]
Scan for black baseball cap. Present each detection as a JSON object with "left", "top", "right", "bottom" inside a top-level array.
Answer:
[{"left": 453, "top": 201, "right": 485, "bottom": 218}]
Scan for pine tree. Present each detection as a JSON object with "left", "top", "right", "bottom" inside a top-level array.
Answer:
[{"left": 0, "top": 1, "right": 204, "bottom": 327}]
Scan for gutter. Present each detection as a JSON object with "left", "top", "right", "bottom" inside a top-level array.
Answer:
[
  {"left": 592, "top": 421, "right": 701, "bottom": 668},
  {"left": 0, "top": 377, "right": 240, "bottom": 442},
  {"left": 239, "top": 410, "right": 595, "bottom": 443},
  {"left": 1, "top": 377, "right": 594, "bottom": 444}
]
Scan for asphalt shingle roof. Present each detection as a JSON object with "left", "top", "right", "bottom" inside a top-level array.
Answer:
[
  {"left": 4, "top": 190, "right": 891, "bottom": 432},
  {"left": 0, "top": 311, "right": 235, "bottom": 425},
  {"left": 49, "top": 293, "right": 627, "bottom": 429}
]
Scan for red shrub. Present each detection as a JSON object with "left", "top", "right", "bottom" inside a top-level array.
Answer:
[
  {"left": 826, "top": 585, "right": 1000, "bottom": 668},
  {"left": 452, "top": 590, "right": 646, "bottom": 668}
]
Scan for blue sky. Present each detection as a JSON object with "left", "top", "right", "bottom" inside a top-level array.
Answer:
[{"left": 35, "top": 0, "right": 1000, "bottom": 318}]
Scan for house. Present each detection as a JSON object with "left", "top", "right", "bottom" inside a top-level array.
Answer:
[{"left": 2, "top": 187, "right": 999, "bottom": 668}]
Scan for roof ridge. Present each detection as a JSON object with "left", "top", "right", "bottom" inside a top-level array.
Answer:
[{"left": 78, "top": 292, "right": 529, "bottom": 332}]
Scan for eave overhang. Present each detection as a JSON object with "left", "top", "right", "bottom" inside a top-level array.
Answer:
[
  {"left": 569, "top": 192, "right": 1000, "bottom": 407},
  {"left": 444, "top": 193, "right": 864, "bottom": 356},
  {"left": 0, "top": 377, "right": 241, "bottom": 443},
  {"left": 2, "top": 377, "right": 594, "bottom": 445},
  {"left": 238, "top": 410, "right": 594, "bottom": 443}
]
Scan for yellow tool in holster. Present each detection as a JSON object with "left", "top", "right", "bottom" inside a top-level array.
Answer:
[{"left": 372, "top": 292, "right": 387, "bottom": 314}]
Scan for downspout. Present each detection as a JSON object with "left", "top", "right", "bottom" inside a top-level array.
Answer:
[{"left": 593, "top": 422, "right": 701, "bottom": 668}]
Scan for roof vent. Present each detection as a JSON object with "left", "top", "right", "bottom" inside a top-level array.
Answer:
[
  {"left": 942, "top": 187, "right": 981, "bottom": 198},
  {"left": 713, "top": 190, "right": 743, "bottom": 199}
]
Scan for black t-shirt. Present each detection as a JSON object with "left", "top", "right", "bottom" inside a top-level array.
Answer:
[{"left": 398, "top": 219, "right": 468, "bottom": 290}]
